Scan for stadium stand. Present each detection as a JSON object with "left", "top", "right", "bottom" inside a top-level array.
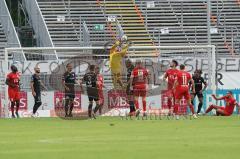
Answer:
[
  {"left": 33, "top": 0, "right": 112, "bottom": 47},
  {"left": 136, "top": 0, "right": 240, "bottom": 56},
  {"left": 23, "top": 0, "right": 158, "bottom": 55},
  {"left": 21, "top": 0, "right": 240, "bottom": 56}
]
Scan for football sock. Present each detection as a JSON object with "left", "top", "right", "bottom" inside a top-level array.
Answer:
[
  {"left": 88, "top": 103, "right": 93, "bottom": 117},
  {"left": 189, "top": 104, "right": 195, "bottom": 114},
  {"left": 93, "top": 104, "right": 100, "bottom": 113},
  {"left": 134, "top": 99, "right": 139, "bottom": 110},
  {"left": 99, "top": 105, "right": 102, "bottom": 115},
  {"left": 33, "top": 102, "right": 42, "bottom": 114},
  {"left": 168, "top": 98, "right": 172, "bottom": 109},
  {"left": 10, "top": 102, "right": 14, "bottom": 115},
  {"left": 143, "top": 100, "right": 146, "bottom": 112},
  {"left": 197, "top": 102, "right": 203, "bottom": 114},
  {"left": 173, "top": 104, "right": 179, "bottom": 115},
  {"left": 129, "top": 101, "right": 135, "bottom": 112},
  {"left": 69, "top": 102, "right": 74, "bottom": 115},
  {"left": 64, "top": 99, "right": 69, "bottom": 116}
]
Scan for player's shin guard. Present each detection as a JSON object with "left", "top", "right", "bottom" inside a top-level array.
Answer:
[
  {"left": 93, "top": 104, "right": 100, "bottom": 114},
  {"left": 143, "top": 100, "right": 146, "bottom": 112},
  {"left": 167, "top": 98, "right": 172, "bottom": 109},
  {"left": 33, "top": 102, "right": 42, "bottom": 114},
  {"left": 64, "top": 99, "right": 69, "bottom": 116},
  {"left": 189, "top": 104, "right": 195, "bottom": 115},
  {"left": 197, "top": 102, "right": 203, "bottom": 114},
  {"left": 99, "top": 106, "right": 102, "bottom": 115},
  {"left": 205, "top": 105, "right": 214, "bottom": 114},
  {"left": 134, "top": 99, "right": 139, "bottom": 110},
  {"left": 69, "top": 102, "right": 74, "bottom": 115},
  {"left": 16, "top": 101, "right": 20, "bottom": 113},
  {"left": 129, "top": 101, "right": 135, "bottom": 112},
  {"left": 173, "top": 104, "right": 179, "bottom": 115},
  {"left": 88, "top": 104, "right": 93, "bottom": 117}
]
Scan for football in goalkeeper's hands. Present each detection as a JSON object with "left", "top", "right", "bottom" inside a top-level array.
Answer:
[{"left": 121, "top": 35, "right": 128, "bottom": 42}]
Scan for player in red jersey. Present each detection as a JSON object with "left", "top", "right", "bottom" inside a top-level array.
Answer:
[
  {"left": 163, "top": 60, "right": 179, "bottom": 114},
  {"left": 205, "top": 91, "right": 240, "bottom": 116},
  {"left": 173, "top": 64, "right": 197, "bottom": 119},
  {"left": 130, "top": 60, "right": 150, "bottom": 117},
  {"left": 95, "top": 66, "right": 104, "bottom": 115},
  {"left": 5, "top": 65, "right": 21, "bottom": 118}
]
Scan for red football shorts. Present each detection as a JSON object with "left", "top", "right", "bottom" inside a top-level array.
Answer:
[
  {"left": 175, "top": 86, "right": 191, "bottom": 100},
  {"left": 8, "top": 89, "right": 20, "bottom": 102},
  {"left": 219, "top": 106, "right": 231, "bottom": 116},
  {"left": 133, "top": 89, "right": 146, "bottom": 97},
  {"left": 166, "top": 89, "right": 175, "bottom": 98}
]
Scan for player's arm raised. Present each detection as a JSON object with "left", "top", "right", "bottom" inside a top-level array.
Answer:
[
  {"left": 110, "top": 40, "right": 120, "bottom": 53},
  {"left": 211, "top": 94, "right": 225, "bottom": 100},
  {"left": 119, "top": 43, "right": 129, "bottom": 57}
]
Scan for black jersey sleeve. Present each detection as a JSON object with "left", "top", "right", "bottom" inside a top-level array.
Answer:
[
  {"left": 31, "top": 74, "right": 35, "bottom": 82},
  {"left": 201, "top": 77, "right": 207, "bottom": 84}
]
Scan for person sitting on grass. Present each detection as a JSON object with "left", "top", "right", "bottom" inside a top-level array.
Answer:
[{"left": 205, "top": 91, "right": 240, "bottom": 116}]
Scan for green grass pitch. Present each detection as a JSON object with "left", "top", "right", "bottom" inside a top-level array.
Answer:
[{"left": 0, "top": 116, "right": 239, "bottom": 159}]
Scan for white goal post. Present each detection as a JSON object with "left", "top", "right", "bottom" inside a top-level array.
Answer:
[{"left": 0, "top": 45, "right": 216, "bottom": 118}]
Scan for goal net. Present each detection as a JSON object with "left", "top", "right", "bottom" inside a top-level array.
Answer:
[{"left": 0, "top": 45, "right": 216, "bottom": 118}]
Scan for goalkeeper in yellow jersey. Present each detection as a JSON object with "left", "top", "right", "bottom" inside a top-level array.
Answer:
[{"left": 109, "top": 36, "right": 129, "bottom": 89}]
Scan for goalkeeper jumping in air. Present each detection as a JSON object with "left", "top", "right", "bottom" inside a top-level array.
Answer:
[{"left": 109, "top": 36, "right": 129, "bottom": 89}]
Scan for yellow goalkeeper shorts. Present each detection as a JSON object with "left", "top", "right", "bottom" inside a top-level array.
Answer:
[{"left": 112, "top": 72, "right": 122, "bottom": 89}]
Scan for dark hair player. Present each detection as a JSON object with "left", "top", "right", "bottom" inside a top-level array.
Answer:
[{"left": 190, "top": 69, "right": 207, "bottom": 114}]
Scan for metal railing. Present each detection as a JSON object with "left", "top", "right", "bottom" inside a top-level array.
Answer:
[
  {"left": 236, "top": 36, "right": 240, "bottom": 54},
  {"left": 62, "top": 0, "right": 81, "bottom": 43},
  {"left": 23, "top": 0, "right": 58, "bottom": 60},
  {"left": 0, "top": 0, "right": 25, "bottom": 61},
  {"left": 23, "top": 0, "right": 54, "bottom": 48},
  {"left": 82, "top": 21, "right": 91, "bottom": 46}
]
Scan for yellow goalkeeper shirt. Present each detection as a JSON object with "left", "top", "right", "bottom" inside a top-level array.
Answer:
[{"left": 109, "top": 45, "right": 128, "bottom": 73}]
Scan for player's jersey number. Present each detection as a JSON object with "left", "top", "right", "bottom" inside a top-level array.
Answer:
[{"left": 182, "top": 75, "right": 187, "bottom": 85}]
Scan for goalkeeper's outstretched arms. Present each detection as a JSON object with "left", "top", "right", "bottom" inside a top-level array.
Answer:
[
  {"left": 119, "top": 43, "right": 129, "bottom": 57},
  {"left": 110, "top": 40, "right": 120, "bottom": 53}
]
